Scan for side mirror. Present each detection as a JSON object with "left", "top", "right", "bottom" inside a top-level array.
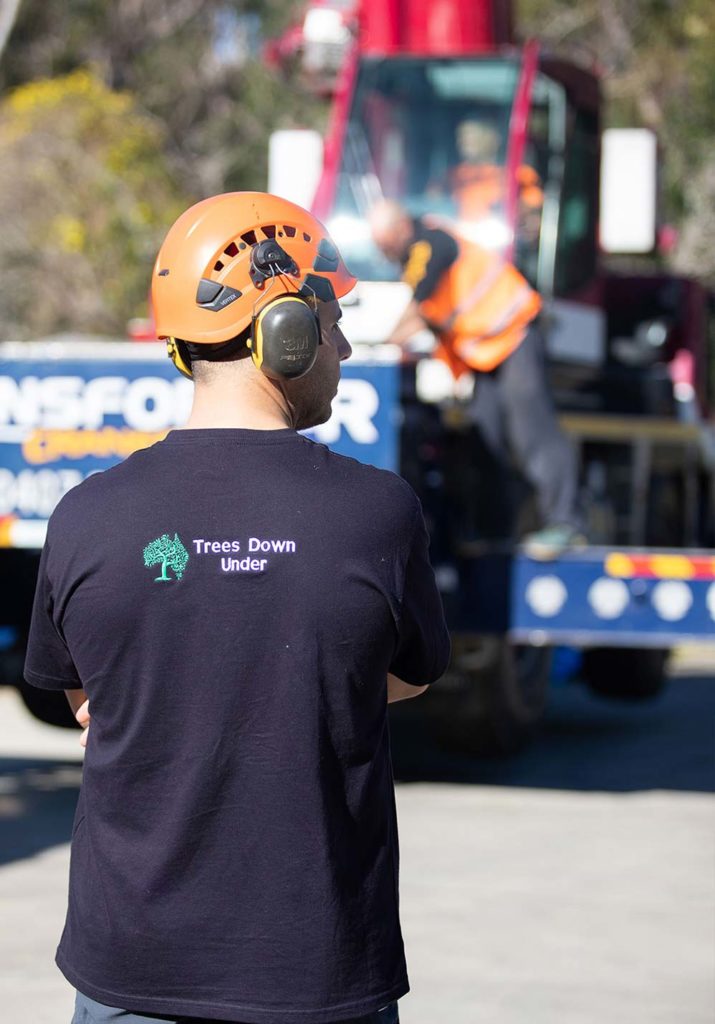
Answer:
[
  {"left": 600, "top": 129, "right": 657, "bottom": 254},
  {"left": 268, "top": 129, "right": 324, "bottom": 210}
]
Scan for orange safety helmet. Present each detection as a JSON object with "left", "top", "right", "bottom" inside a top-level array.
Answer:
[{"left": 152, "top": 191, "right": 356, "bottom": 378}]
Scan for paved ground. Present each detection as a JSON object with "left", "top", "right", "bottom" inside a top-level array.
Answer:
[{"left": 1, "top": 656, "right": 713, "bottom": 1024}]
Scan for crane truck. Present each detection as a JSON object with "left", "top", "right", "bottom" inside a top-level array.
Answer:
[
  {"left": 0, "top": 0, "right": 713, "bottom": 751},
  {"left": 269, "top": 0, "right": 715, "bottom": 750}
]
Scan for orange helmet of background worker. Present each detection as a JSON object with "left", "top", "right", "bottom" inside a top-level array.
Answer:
[{"left": 152, "top": 192, "right": 356, "bottom": 377}]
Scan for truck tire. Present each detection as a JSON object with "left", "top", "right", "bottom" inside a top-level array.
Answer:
[
  {"left": 581, "top": 647, "right": 669, "bottom": 701},
  {"left": 427, "top": 635, "right": 551, "bottom": 755}
]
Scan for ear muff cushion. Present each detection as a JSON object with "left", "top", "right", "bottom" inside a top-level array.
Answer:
[
  {"left": 253, "top": 296, "right": 320, "bottom": 380},
  {"left": 167, "top": 337, "right": 193, "bottom": 379}
]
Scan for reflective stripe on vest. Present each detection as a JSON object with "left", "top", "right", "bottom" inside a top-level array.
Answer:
[
  {"left": 440, "top": 262, "right": 535, "bottom": 342},
  {"left": 443, "top": 259, "right": 505, "bottom": 331},
  {"left": 477, "top": 283, "right": 535, "bottom": 339}
]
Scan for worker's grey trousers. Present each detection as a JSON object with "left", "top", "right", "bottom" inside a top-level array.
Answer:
[
  {"left": 467, "top": 321, "right": 579, "bottom": 529},
  {"left": 72, "top": 990, "right": 400, "bottom": 1024}
]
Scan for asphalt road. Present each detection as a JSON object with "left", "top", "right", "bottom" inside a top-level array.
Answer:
[{"left": 1, "top": 656, "right": 713, "bottom": 1024}]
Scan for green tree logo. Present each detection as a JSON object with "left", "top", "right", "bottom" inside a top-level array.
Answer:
[{"left": 143, "top": 533, "right": 189, "bottom": 582}]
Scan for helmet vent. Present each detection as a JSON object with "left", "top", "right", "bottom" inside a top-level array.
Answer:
[
  {"left": 283, "top": 225, "right": 297, "bottom": 238},
  {"left": 241, "top": 229, "right": 258, "bottom": 246},
  {"left": 213, "top": 259, "right": 224, "bottom": 271},
  {"left": 224, "top": 242, "right": 239, "bottom": 257},
  {"left": 302, "top": 232, "right": 311, "bottom": 242},
  {"left": 262, "top": 225, "right": 276, "bottom": 239}
]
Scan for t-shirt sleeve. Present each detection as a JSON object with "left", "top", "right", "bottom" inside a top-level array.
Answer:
[
  {"left": 389, "top": 501, "right": 451, "bottom": 686},
  {"left": 24, "top": 539, "right": 83, "bottom": 691},
  {"left": 403, "top": 229, "right": 459, "bottom": 304}
]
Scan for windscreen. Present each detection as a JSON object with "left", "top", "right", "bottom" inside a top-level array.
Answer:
[{"left": 326, "top": 57, "right": 523, "bottom": 282}]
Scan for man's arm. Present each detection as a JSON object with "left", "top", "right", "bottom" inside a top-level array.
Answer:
[
  {"left": 387, "top": 299, "right": 428, "bottom": 346},
  {"left": 388, "top": 500, "right": 451, "bottom": 690},
  {"left": 389, "top": 228, "right": 458, "bottom": 345},
  {"left": 387, "top": 673, "right": 428, "bottom": 703},
  {"left": 65, "top": 689, "right": 90, "bottom": 747}
]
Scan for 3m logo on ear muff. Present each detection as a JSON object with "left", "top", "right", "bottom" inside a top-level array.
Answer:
[{"left": 250, "top": 295, "right": 320, "bottom": 380}]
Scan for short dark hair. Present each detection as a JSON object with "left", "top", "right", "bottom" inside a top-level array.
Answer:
[{"left": 181, "top": 326, "right": 252, "bottom": 377}]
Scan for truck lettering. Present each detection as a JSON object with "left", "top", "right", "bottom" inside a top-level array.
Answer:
[
  {"left": 0, "top": 375, "right": 192, "bottom": 431},
  {"left": 0, "top": 467, "right": 83, "bottom": 517},
  {"left": 310, "top": 378, "right": 379, "bottom": 445}
]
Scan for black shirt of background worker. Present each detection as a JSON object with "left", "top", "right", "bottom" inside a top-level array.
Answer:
[{"left": 401, "top": 218, "right": 459, "bottom": 303}]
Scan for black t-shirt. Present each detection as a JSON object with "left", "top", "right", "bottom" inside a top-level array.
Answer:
[
  {"left": 401, "top": 219, "right": 459, "bottom": 303},
  {"left": 24, "top": 428, "right": 450, "bottom": 1024}
]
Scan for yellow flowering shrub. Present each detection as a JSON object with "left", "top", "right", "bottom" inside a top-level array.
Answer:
[{"left": 0, "top": 70, "right": 191, "bottom": 338}]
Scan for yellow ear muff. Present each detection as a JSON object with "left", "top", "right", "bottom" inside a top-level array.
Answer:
[
  {"left": 250, "top": 295, "right": 321, "bottom": 380},
  {"left": 166, "top": 337, "right": 193, "bottom": 380}
]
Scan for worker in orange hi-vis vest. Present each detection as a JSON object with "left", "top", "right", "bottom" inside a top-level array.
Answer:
[
  {"left": 448, "top": 120, "right": 543, "bottom": 230},
  {"left": 368, "top": 199, "right": 583, "bottom": 560}
]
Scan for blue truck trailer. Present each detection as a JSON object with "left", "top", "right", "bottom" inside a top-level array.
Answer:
[{"left": 1, "top": 340, "right": 713, "bottom": 751}]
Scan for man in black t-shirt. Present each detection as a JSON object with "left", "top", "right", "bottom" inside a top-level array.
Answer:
[
  {"left": 25, "top": 193, "right": 450, "bottom": 1024},
  {"left": 369, "top": 199, "right": 581, "bottom": 558}
]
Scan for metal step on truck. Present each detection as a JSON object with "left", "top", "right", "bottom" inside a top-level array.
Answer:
[{"left": 0, "top": 335, "right": 713, "bottom": 753}]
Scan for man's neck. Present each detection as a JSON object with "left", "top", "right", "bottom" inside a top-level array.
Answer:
[{"left": 183, "top": 385, "right": 293, "bottom": 431}]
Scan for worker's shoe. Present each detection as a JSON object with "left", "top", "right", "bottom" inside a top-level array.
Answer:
[{"left": 522, "top": 524, "right": 586, "bottom": 561}]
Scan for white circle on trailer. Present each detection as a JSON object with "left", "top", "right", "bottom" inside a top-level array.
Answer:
[
  {"left": 525, "top": 575, "right": 567, "bottom": 618},
  {"left": 651, "top": 580, "right": 693, "bottom": 622},
  {"left": 707, "top": 583, "right": 715, "bottom": 622},
  {"left": 588, "top": 577, "right": 629, "bottom": 620}
]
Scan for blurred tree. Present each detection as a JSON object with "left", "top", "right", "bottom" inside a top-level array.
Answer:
[
  {"left": 0, "top": 1, "right": 323, "bottom": 338},
  {"left": 517, "top": 0, "right": 715, "bottom": 279},
  {"left": 1, "top": 0, "right": 321, "bottom": 198},
  {"left": 0, "top": 70, "right": 187, "bottom": 337}
]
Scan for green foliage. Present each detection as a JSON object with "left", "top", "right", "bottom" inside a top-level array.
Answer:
[
  {"left": 0, "top": 0, "right": 325, "bottom": 338},
  {"left": 517, "top": 0, "right": 715, "bottom": 277},
  {"left": 143, "top": 533, "right": 190, "bottom": 581},
  {"left": 1, "top": 1, "right": 324, "bottom": 196},
  {"left": 0, "top": 69, "right": 189, "bottom": 337}
]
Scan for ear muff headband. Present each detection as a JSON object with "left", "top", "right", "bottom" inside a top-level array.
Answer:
[
  {"left": 166, "top": 337, "right": 193, "bottom": 380},
  {"left": 250, "top": 295, "right": 320, "bottom": 380}
]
